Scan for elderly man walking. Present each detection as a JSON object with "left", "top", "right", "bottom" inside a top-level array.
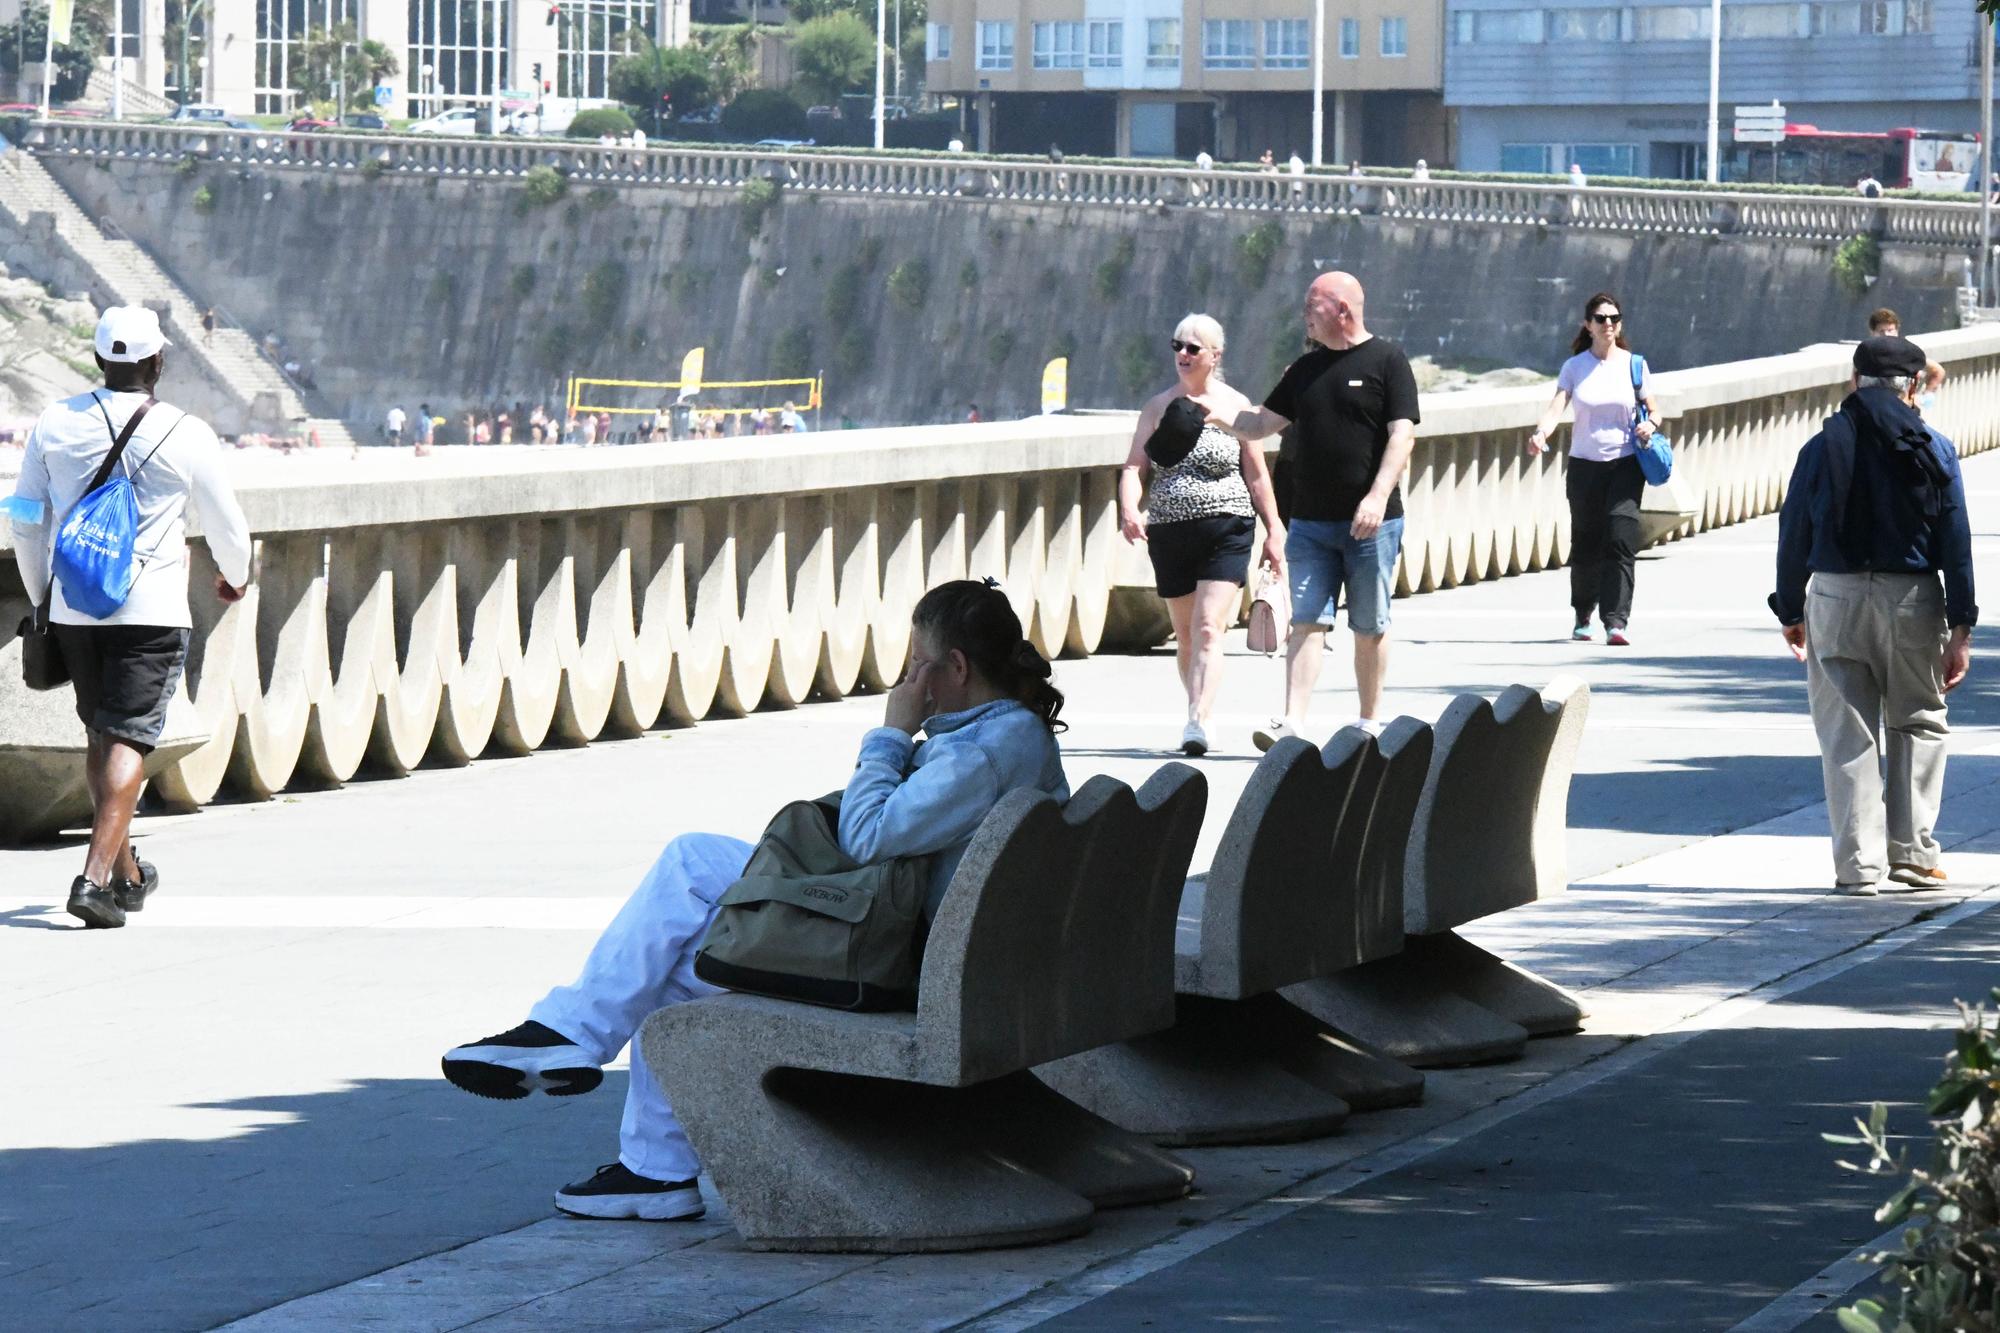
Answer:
[
  {"left": 1771, "top": 335, "right": 1976, "bottom": 896},
  {"left": 9, "top": 307, "right": 253, "bottom": 928},
  {"left": 1211, "top": 271, "right": 1420, "bottom": 747}
]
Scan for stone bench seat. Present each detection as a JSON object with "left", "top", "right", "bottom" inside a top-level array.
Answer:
[
  {"left": 1285, "top": 678, "right": 1591, "bottom": 1067},
  {"left": 640, "top": 765, "right": 1208, "bottom": 1253},
  {"left": 1038, "top": 721, "right": 1433, "bottom": 1146}
]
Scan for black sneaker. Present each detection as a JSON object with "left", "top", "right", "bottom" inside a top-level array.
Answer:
[
  {"left": 66, "top": 876, "right": 126, "bottom": 929},
  {"left": 442, "top": 1020, "right": 603, "bottom": 1100},
  {"left": 555, "top": 1163, "right": 704, "bottom": 1221},
  {"left": 114, "top": 858, "right": 160, "bottom": 913}
]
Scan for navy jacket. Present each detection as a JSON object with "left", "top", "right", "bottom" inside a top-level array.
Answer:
[{"left": 1771, "top": 387, "right": 1977, "bottom": 629}]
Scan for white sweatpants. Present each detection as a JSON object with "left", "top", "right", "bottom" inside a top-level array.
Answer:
[{"left": 529, "top": 832, "right": 752, "bottom": 1183}]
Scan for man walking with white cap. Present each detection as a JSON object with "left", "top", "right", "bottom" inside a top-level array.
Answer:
[{"left": 8, "top": 306, "right": 254, "bottom": 928}]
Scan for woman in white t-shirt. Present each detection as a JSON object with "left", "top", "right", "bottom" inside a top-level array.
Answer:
[{"left": 1526, "top": 291, "right": 1659, "bottom": 646}]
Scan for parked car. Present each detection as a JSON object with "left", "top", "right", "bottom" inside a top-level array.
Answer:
[
  {"left": 169, "top": 103, "right": 230, "bottom": 122},
  {"left": 407, "top": 107, "right": 482, "bottom": 136},
  {"left": 676, "top": 105, "right": 722, "bottom": 125},
  {"left": 342, "top": 113, "right": 386, "bottom": 131},
  {"left": 753, "top": 137, "right": 815, "bottom": 150}
]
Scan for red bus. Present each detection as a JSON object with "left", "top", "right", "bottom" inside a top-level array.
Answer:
[{"left": 1721, "top": 126, "right": 1978, "bottom": 191}]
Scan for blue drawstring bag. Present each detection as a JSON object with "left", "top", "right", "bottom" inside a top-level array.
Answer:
[
  {"left": 1629, "top": 354, "right": 1673, "bottom": 485},
  {"left": 53, "top": 396, "right": 156, "bottom": 619}
]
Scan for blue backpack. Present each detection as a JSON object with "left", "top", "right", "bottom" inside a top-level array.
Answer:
[
  {"left": 53, "top": 395, "right": 165, "bottom": 619},
  {"left": 1629, "top": 354, "right": 1673, "bottom": 485}
]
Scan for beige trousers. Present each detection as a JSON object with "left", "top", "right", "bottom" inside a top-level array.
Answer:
[{"left": 1804, "top": 571, "right": 1951, "bottom": 886}]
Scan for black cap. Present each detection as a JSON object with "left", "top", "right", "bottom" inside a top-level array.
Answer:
[
  {"left": 1144, "top": 396, "right": 1207, "bottom": 468},
  {"left": 1854, "top": 335, "right": 1927, "bottom": 380}
]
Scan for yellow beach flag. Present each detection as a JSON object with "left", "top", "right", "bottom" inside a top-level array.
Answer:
[
  {"left": 48, "top": 0, "right": 72, "bottom": 45},
  {"left": 678, "top": 346, "right": 705, "bottom": 397},
  {"left": 1040, "top": 357, "right": 1068, "bottom": 414}
]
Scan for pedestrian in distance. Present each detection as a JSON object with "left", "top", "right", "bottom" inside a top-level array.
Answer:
[
  {"left": 1569, "top": 161, "right": 1588, "bottom": 188},
  {"left": 440, "top": 581, "right": 1070, "bottom": 1221},
  {"left": 1771, "top": 336, "right": 1976, "bottom": 897},
  {"left": 1867, "top": 307, "right": 1946, "bottom": 404},
  {"left": 1118, "top": 314, "right": 1286, "bottom": 756},
  {"left": 200, "top": 307, "right": 216, "bottom": 347},
  {"left": 1259, "top": 148, "right": 1277, "bottom": 173},
  {"left": 413, "top": 402, "right": 434, "bottom": 457},
  {"left": 1209, "top": 271, "right": 1420, "bottom": 748},
  {"left": 7, "top": 306, "right": 253, "bottom": 928},
  {"left": 1856, "top": 174, "right": 1883, "bottom": 198},
  {"left": 384, "top": 403, "right": 406, "bottom": 446},
  {"left": 1527, "top": 291, "right": 1661, "bottom": 645}
]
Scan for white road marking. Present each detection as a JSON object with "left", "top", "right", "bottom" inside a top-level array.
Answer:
[{"left": 1724, "top": 1222, "right": 1906, "bottom": 1332}]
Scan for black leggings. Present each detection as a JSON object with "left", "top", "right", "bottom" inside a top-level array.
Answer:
[{"left": 1566, "top": 454, "right": 1645, "bottom": 629}]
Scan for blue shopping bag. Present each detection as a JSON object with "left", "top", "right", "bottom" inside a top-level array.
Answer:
[{"left": 1629, "top": 354, "right": 1673, "bottom": 485}]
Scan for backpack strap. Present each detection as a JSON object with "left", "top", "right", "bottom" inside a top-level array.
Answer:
[
  {"left": 1628, "top": 354, "right": 1652, "bottom": 423},
  {"left": 87, "top": 392, "right": 158, "bottom": 494}
]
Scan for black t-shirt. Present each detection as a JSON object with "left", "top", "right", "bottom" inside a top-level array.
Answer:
[{"left": 1263, "top": 338, "right": 1421, "bottom": 523}]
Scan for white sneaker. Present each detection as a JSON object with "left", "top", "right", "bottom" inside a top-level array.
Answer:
[
  {"left": 1354, "top": 717, "right": 1386, "bottom": 737},
  {"left": 1180, "top": 721, "right": 1209, "bottom": 756},
  {"left": 1252, "top": 720, "right": 1296, "bottom": 753},
  {"left": 1834, "top": 882, "right": 1881, "bottom": 897}
]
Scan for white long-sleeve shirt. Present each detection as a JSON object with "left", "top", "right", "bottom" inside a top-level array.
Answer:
[{"left": 10, "top": 389, "right": 253, "bottom": 628}]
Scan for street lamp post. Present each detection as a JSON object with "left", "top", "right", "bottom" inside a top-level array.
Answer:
[
  {"left": 1981, "top": 14, "right": 1994, "bottom": 304},
  {"left": 1704, "top": 0, "right": 1719, "bottom": 182},
  {"left": 872, "top": 0, "right": 885, "bottom": 149},
  {"left": 177, "top": 0, "right": 207, "bottom": 108},
  {"left": 1310, "top": 0, "right": 1324, "bottom": 166}
]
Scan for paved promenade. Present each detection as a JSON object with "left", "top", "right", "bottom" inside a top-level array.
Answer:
[{"left": 3, "top": 455, "right": 1997, "bottom": 1331}]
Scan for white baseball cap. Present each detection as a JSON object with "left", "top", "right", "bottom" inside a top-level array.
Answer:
[{"left": 94, "top": 306, "right": 171, "bottom": 363}]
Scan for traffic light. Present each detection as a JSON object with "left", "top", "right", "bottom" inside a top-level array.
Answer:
[
  {"left": 660, "top": 92, "right": 672, "bottom": 115},
  {"left": 532, "top": 61, "right": 543, "bottom": 87}
]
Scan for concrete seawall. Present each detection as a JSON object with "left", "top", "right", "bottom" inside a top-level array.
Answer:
[{"left": 49, "top": 154, "right": 1969, "bottom": 427}]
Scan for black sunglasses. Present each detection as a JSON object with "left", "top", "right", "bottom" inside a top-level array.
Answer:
[
  {"left": 1170, "top": 339, "right": 1208, "bottom": 355},
  {"left": 1589, "top": 312, "right": 1622, "bottom": 324}
]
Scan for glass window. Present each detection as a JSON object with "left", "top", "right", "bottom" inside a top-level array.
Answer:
[
  {"left": 1724, "top": 4, "right": 1803, "bottom": 37},
  {"left": 1572, "top": 143, "right": 1639, "bottom": 176},
  {"left": 1146, "top": 18, "right": 1181, "bottom": 68},
  {"left": 926, "top": 21, "right": 951, "bottom": 61},
  {"left": 261, "top": 0, "right": 359, "bottom": 114},
  {"left": 551, "top": 0, "right": 652, "bottom": 98},
  {"left": 1903, "top": 0, "right": 1932, "bottom": 30},
  {"left": 1631, "top": 6, "right": 1710, "bottom": 39},
  {"left": 1264, "top": 18, "right": 1309, "bottom": 67},
  {"left": 1340, "top": 16, "right": 1360, "bottom": 55},
  {"left": 977, "top": 19, "right": 1014, "bottom": 69},
  {"left": 1501, "top": 143, "right": 1556, "bottom": 173},
  {"left": 1457, "top": 9, "right": 1545, "bottom": 43},
  {"left": 1865, "top": 0, "right": 1901, "bottom": 32},
  {"left": 1545, "top": 7, "right": 1619, "bottom": 40},
  {"left": 1087, "top": 19, "right": 1123, "bottom": 66},
  {"left": 1379, "top": 16, "right": 1407, "bottom": 54},
  {"left": 1203, "top": 18, "right": 1255, "bottom": 68},
  {"left": 404, "top": 0, "right": 510, "bottom": 117},
  {"left": 1033, "top": 21, "right": 1085, "bottom": 69},
  {"left": 1809, "top": 2, "right": 1863, "bottom": 34}
]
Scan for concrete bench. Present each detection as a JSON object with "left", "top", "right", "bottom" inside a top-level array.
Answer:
[
  {"left": 1035, "top": 720, "right": 1432, "bottom": 1146},
  {"left": 638, "top": 764, "right": 1208, "bottom": 1253},
  {"left": 1284, "top": 678, "right": 1590, "bottom": 1068}
]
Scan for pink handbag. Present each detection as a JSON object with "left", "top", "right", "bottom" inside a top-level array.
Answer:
[{"left": 1246, "top": 568, "right": 1289, "bottom": 655}]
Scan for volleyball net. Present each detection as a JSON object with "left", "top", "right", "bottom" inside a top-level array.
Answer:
[{"left": 565, "top": 374, "right": 824, "bottom": 424}]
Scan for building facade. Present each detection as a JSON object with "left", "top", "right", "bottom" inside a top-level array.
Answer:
[
  {"left": 1445, "top": 0, "right": 1984, "bottom": 179},
  {"left": 34, "top": 0, "right": 690, "bottom": 117},
  {"left": 923, "top": 0, "right": 1449, "bottom": 163}
]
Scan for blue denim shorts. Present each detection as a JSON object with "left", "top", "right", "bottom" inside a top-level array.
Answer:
[{"left": 1287, "top": 516, "right": 1404, "bottom": 635}]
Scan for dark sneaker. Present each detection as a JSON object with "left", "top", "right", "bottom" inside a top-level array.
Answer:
[
  {"left": 114, "top": 858, "right": 160, "bottom": 913},
  {"left": 66, "top": 876, "right": 126, "bottom": 929},
  {"left": 555, "top": 1163, "right": 705, "bottom": 1221},
  {"left": 442, "top": 1020, "right": 602, "bottom": 1100}
]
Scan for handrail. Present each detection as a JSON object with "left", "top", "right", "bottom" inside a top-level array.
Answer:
[{"left": 20, "top": 120, "right": 1990, "bottom": 248}]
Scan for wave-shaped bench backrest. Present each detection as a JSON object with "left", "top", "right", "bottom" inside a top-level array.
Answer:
[{"left": 916, "top": 764, "right": 1207, "bottom": 1084}]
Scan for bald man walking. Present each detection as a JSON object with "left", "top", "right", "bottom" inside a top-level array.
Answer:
[{"left": 1212, "top": 272, "right": 1420, "bottom": 747}]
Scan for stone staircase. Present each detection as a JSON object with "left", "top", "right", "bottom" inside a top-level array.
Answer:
[
  {"left": 0, "top": 148, "right": 355, "bottom": 447},
  {"left": 79, "top": 68, "right": 178, "bottom": 119}
]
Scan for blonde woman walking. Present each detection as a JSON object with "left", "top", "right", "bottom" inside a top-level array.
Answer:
[{"left": 1119, "top": 313, "right": 1285, "bottom": 755}]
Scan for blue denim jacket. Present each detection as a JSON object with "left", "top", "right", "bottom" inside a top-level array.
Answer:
[{"left": 838, "top": 698, "right": 1070, "bottom": 918}]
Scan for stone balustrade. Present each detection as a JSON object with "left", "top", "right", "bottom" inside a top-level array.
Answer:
[
  {"left": 4, "top": 328, "right": 1998, "bottom": 839},
  {"left": 21, "top": 120, "right": 1991, "bottom": 248}
]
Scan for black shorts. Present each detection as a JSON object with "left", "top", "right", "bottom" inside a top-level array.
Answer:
[
  {"left": 1147, "top": 514, "right": 1255, "bottom": 599},
  {"left": 53, "top": 623, "right": 192, "bottom": 752}
]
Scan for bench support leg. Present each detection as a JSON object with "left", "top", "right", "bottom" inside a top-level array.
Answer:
[
  {"left": 1282, "top": 934, "right": 1532, "bottom": 1068},
  {"left": 1402, "top": 931, "right": 1586, "bottom": 1036}
]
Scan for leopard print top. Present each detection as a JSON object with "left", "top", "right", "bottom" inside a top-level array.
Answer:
[{"left": 1146, "top": 424, "right": 1253, "bottom": 524}]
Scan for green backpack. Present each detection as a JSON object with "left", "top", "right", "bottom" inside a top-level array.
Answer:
[{"left": 693, "top": 795, "right": 932, "bottom": 1011}]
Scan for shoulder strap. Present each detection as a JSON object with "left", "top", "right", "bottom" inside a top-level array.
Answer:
[
  {"left": 1628, "top": 354, "right": 1651, "bottom": 423},
  {"left": 86, "top": 393, "right": 157, "bottom": 494}
]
